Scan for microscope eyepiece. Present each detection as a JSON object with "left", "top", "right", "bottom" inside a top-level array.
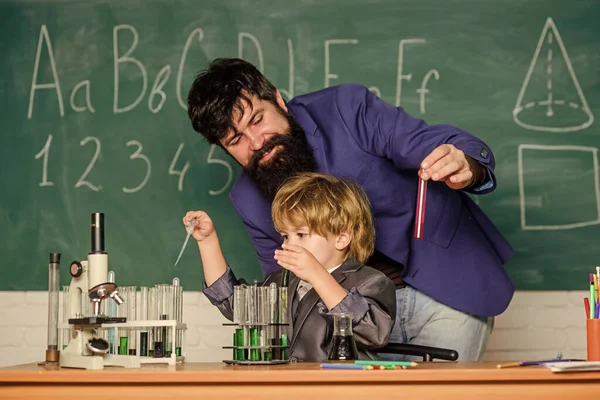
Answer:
[{"left": 91, "top": 213, "right": 106, "bottom": 254}]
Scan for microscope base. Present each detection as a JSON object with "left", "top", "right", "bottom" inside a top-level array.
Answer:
[
  {"left": 60, "top": 353, "right": 141, "bottom": 370},
  {"left": 59, "top": 328, "right": 140, "bottom": 370}
]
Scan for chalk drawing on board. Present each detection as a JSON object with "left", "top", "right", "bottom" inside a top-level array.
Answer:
[
  {"left": 513, "top": 18, "right": 594, "bottom": 132},
  {"left": 518, "top": 144, "right": 600, "bottom": 230}
]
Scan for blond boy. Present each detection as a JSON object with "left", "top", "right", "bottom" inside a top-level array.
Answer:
[{"left": 184, "top": 172, "right": 396, "bottom": 361}]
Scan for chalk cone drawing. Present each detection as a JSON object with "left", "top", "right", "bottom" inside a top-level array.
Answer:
[{"left": 513, "top": 17, "right": 593, "bottom": 132}]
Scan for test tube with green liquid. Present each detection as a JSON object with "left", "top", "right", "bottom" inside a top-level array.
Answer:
[
  {"left": 279, "top": 287, "right": 288, "bottom": 360},
  {"left": 117, "top": 286, "right": 129, "bottom": 355},
  {"left": 235, "top": 328, "right": 245, "bottom": 361},
  {"left": 233, "top": 285, "right": 246, "bottom": 361},
  {"left": 281, "top": 334, "right": 288, "bottom": 360},
  {"left": 107, "top": 271, "right": 116, "bottom": 354},
  {"left": 256, "top": 286, "right": 265, "bottom": 361},
  {"left": 248, "top": 285, "right": 259, "bottom": 361},
  {"left": 259, "top": 286, "right": 271, "bottom": 361}
]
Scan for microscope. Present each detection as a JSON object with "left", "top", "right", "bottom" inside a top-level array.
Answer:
[{"left": 59, "top": 213, "right": 140, "bottom": 370}]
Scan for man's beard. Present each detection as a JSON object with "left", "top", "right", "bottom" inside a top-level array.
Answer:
[{"left": 244, "top": 111, "right": 317, "bottom": 200}]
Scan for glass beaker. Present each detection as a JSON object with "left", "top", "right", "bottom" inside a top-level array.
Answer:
[{"left": 327, "top": 312, "right": 359, "bottom": 361}]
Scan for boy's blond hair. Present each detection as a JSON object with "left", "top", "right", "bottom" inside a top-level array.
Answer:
[{"left": 271, "top": 172, "right": 375, "bottom": 263}]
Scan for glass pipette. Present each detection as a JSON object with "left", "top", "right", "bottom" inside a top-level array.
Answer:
[{"left": 173, "top": 219, "right": 197, "bottom": 268}]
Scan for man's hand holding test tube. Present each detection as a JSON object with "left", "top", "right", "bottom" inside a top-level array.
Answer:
[{"left": 415, "top": 146, "right": 486, "bottom": 239}]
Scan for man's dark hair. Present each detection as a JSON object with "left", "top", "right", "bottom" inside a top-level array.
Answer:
[{"left": 187, "top": 58, "right": 279, "bottom": 145}]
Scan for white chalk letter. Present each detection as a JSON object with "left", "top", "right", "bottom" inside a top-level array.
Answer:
[
  {"left": 396, "top": 38, "right": 425, "bottom": 107},
  {"left": 28, "top": 25, "right": 64, "bottom": 119},
  {"left": 69, "top": 80, "right": 95, "bottom": 113},
  {"left": 148, "top": 66, "right": 171, "bottom": 114},
  {"left": 324, "top": 39, "right": 358, "bottom": 88},
  {"left": 238, "top": 33, "right": 264, "bottom": 72},
  {"left": 176, "top": 28, "right": 204, "bottom": 110},
  {"left": 417, "top": 69, "right": 439, "bottom": 114},
  {"left": 113, "top": 25, "right": 148, "bottom": 114},
  {"left": 278, "top": 39, "right": 295, "bottom": 101}
]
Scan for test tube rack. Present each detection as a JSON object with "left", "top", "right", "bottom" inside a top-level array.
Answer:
[
  {"left": 59, "top": 279, "right": 187, "bottom": 367},
  {"left": 222, "top": 283, "right": 290, "bottom": 365},
  {"left": 58, "top": 320, "right": 187, "bottom": 366},
  {"left": 222, "top": 322, "right": 289, "bottom": 365}
]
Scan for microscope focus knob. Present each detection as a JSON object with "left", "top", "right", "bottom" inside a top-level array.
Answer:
[{"left": 70, "top": 261, "right": 83, "bottom": 278}]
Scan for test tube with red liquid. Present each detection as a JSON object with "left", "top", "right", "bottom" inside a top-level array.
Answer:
[{"left": 414, "top": 171, "right": 427, "bottom": 239}]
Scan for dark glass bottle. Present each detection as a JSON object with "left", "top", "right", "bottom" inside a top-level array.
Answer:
[{"left": 327, "top": 312, "right": 359, "bottom": 361}]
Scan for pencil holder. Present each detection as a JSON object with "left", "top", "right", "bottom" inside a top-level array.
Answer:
[{"left": 586, "top": 318, "right": 600, "bottom": 361}]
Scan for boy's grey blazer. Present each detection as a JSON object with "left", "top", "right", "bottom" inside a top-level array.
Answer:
[{"left": 203, "top": 259, "right": 397, "bottom": 362}]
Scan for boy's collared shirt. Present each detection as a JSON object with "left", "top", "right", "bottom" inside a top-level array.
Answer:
[{"left": 296, "top": 263, "right": 342, "bottom": 301}]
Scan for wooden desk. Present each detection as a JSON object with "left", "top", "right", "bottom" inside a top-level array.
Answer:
[{"left": 1, "top": 361, "right": 600, "bottom": 399}]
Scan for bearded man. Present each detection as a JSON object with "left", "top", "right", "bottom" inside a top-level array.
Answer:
[{"left": 186, "top": 58, "right": 514, "bottom": 361}]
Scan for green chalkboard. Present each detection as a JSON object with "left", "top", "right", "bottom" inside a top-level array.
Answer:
[{"left": 1, "top": 0, "right": 598, "bottom": 291}]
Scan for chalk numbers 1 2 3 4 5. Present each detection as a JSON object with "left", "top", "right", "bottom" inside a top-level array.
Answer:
[{"left": 33, "top": 134, "right": 233, "bottom": 195}]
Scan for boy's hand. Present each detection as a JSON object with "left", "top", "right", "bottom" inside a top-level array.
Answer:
[
  {"left": 183, "top": 211, "right": 215, "bottom": 243},
  {"left": 274, "top": 243, "right": 326, "bottom": 284}
]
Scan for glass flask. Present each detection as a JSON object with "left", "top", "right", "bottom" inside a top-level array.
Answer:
[{"left": 327, "top": 312, "right": 359, "bottom": 361}]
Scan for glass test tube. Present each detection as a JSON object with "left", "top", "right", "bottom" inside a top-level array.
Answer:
[
  {"left": 278, "top": 287, "right": 288, "bottom": 360},
  {"left": 117, "top": 286, "right": 129, "bottom": 355},
  {"left": 244, "top": 285, "right": 251, "bottom": 361},
  {"left": 256, "top": 286, "right": 264, "bottom": 362},
  {"left": 414, "top": 172, "right": 428, "bottom": 240},
  {"left": 148, "top": 286, "right": 155, "bottom": 357},
  {"left": 269, "top": 283, "right": 279, "bottom": 360},
  {"left": 165, "top": 284, "right": 174, "bottom": 357},
  {"left": 241, "top": 285, "right": 250, "bottom": 361},
  {"left": 248, "top": 284, "right": 259, "bottom": 361},
  {"left": 233, "top": 285, "right": 244, "bottom": 324},
  {"left": 139, "top": 286, "right": 149, "bottom": 356},
  {"left": 62, "top": 286, "right": 70, "bottom": 350},
  {"left": 106, "top": 271, "right": 116, "bottom": 353},
  {"left": 234, "top": 285, "right": 242, "bottom": 361},
  {"left": 259, "top": 286, "right": 271, "bottom": 361},
  {"left": 46, "top": 253, "right": 60, "bottom": 363},
  {"left": 175, "top": 281, "right": 183, "bottom": 357},
  {"left": 154, "top": 284, "right": 165, "bottom": 357},
  {"left": 126, "top": 286, "right": 137, "bottom": 355},
  {"left": 172, "top": 278, "right": 180, "bottom": 358},
  {"left": 233, "top": 285, "right": 245, "bottom": 361}
]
